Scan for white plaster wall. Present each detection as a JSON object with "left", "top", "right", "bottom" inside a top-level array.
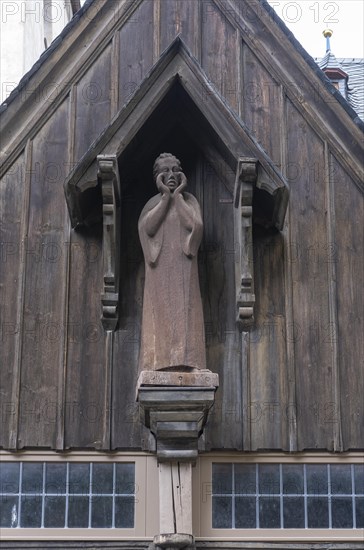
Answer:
[{"left": 0, "top": 1, "right": 72, "bottom": 103}]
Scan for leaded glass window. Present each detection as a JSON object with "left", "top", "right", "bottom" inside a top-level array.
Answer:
[
  {"left": 0, "top": 462, "right": 135, "bottom": 529},
  {"left": 212, "top": 463, "right": 364, "bottom": 529}
]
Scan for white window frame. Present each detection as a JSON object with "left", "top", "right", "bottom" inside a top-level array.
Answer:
[
  {"left": 2, "top": 451, "right": 363, "bottom": 542},
  {"left": 194, "top": 452, "right": 364, "bottom": 542},
  {"left": 0, "top": 450, "right": 159, "bottom": 541}
]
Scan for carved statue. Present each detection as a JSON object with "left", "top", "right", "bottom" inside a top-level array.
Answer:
[{"left": 138, "top": 153, "right": 206, "bottom": 372}]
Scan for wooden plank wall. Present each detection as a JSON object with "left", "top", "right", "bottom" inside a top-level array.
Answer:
[
  {"left": 331, "top": 157, "right": 364, "bottom": 450},
  {"left": 0, "top": 0, "right": 363, "bottom": 452},
  {"left": 17, "top": 101, "right": 70, "bottom": 448},
  {"left": 0, "top": 153, "right": 27, "bottom": 449}
]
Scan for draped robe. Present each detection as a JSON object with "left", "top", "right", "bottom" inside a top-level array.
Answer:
[{"left": 138, "top": 192, "right": 206, "bottom": 372}]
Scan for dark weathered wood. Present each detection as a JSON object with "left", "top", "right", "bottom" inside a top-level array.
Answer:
[
  {"left": 0, "top": 152, "right": 26, "bottom": 449},
  {"left": 64, "top": 224, "right": 107, "bottom": 448},
  {"left": 243, "top": 45, "right": 282, "bottom": 166},
  {"left": 111, "top": 169, "right": 145, "bottom": 449},
  {"left": 98, "top": 155, "right": 121, "bottom": 331},
  {"left": 74, "top": 43, "right": 112, "bottom": 161},
  {"left": 0, "top": 0, "right": 363, "bottom": 454},
  {"left": 330, "top": 155, "right": 364, "bottom": 450},
  {"left": 118, "top": 0, "right": 154, "bottom": 108},
  {"left": 64, "top": 38, "right": 289, "bottom": 231},
  {"left": 286, "top": 100, "right": 335, "bottom": 450},
  {"left": 249, "top": 228, "right": 288, "bottom": 450},
  {"left": 201, "top": 1, "right": 239, "bottom": 113},
  {"left": 17, "top": 101, "right": 70, "bottom": 448},
  {"left": 197, "top": 157, "right": 243, "bottom": 450},
  {"left": 160, "top": 0, "right": 200, "bottom": 58}
]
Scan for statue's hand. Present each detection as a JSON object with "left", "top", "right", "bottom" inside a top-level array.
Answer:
[
  {"left": 175, "top": 173, "right": 187, "bottom": 195},
  {"left": 156, "top": 174, "right": 171, "bottom": 197}
]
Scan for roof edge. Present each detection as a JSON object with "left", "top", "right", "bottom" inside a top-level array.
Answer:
[
  {"left": 258, "top": 0, "right": 364, "bottom": 132},
  {"left": 0, "top": 0, "right": 96, "bottom": 114}
]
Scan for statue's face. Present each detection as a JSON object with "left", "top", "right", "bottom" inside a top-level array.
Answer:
[{"left": 156, "top": 157, "right": 183, "bottom": 192}]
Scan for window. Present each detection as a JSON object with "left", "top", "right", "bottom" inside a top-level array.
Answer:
[
  {"left": 198, "top": 454, "right": 364, "bottom": 541},
  {"left": 0, "top": 452, "right": 158, "bottom": 540},
  {"left": 211, "top": 463, "right": 364, "bottom": 529},
  {"left": 1, "top": 462, "right": 135, "bottom": 529}
]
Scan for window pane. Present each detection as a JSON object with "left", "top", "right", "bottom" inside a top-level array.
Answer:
[
  {"left": 0, "top": 496, "right": 18, "bottom": 527},
  {"left": 20, "top": 496, "right": 42, "bottom": 527},
  {"left": 283, "top": 497, "right": 304, "bottom": 528},
  {"left": 212, "top": 464, "right": 232, "bottom": 495},
  {"left": 92, "top": 463, "right": 113, "bottom": 495},
  {"left": 68, "top": 496, "right": 89, "bottom": 527},
  {"left": 91, "top": 496, "right": 112, "bottom": 528},
  {"left": 0, "top": 463, "right": 19, "bottom": 494},
  {"left": 115, "top": 496, "right": 135, "bottom": 528},
  {"left": 258, "top": 465, "right": 280, "bottom": 496},
  {"left": 332, "top": 497, "right": 353, "bottom": 528},
  {"left": 235, "top": 464, "right": 256, "bottom": 495},
  {"left": 306, "top": 464, "right": 328, "bottom": 495},
  {"left": 45, "top": 463, "right": 66, "bottom": 495},
  {"left": 259, "top": 497, "right": 280, "bottom": 528},
  {"left": 282, "top": 464, "right": 303, "bottom": 494},
  {"left": 69, "top": 463, "right": 89, "bottom": 494},
  {"left": 212, "top": 496, "right": 232, "bottom": 528},
  {"left": 330, "top": 465, "right": 352, "bottom": 494},
  {"left": 235, "top": 496, "right": 256, "bottom": 528},
  {"left": 115, "top": 463, "right": 135, "bottom": 495},
  {"left": 22, "top": 462, "right": 43, "bottom": 494},
  {"left": 44, "top": 496, "right": 66, "bottom": 528},
  {"left": 307, "top": 497, "right": 329, "bottom": 528},
  {"left": 356, "top": 497, "right": 364, "bottom": 528},
  {"left": 354, "top": 465, "right": 364, "bottom": 494}
]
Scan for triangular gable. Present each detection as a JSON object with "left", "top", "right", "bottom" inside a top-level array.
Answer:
[
  {"left": 64, "top": 36, "right": 289, "bottom": 230},
  {"left": 1, "top": 0, "right": 362, "bottom": 191}
]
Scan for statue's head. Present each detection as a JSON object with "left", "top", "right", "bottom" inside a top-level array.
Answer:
[{"left": 153, "top": 153, "right": 184, "bottom": 193}]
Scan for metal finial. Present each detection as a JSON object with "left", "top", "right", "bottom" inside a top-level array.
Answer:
[{"left": 323, "top": 28, "right": 333, "bottom": 53}]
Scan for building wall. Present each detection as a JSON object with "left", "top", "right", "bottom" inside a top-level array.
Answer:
[{"left": 0, "top": 0, "right": 363, "bottom": 453}]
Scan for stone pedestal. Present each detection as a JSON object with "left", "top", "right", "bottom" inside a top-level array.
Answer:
[
  {"left": 137, "top": 372, "right": 218, "bottom": 549},
  {"left": 138, "top": 382, "right": 218, "bottom": 462}
]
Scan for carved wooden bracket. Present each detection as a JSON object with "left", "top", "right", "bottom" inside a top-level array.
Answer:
[
  {"left": 97, "top": 155, "right": 121, "bottom": 331},
  {"left": 234, "top": 157, "right": 258, "bottom": 330},
  {"left": 138, "top": 386, "right": 217, "bottom": 463}
]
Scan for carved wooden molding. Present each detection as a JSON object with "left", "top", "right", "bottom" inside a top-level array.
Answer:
[
  {"left": 138, "top": 387, "right": 217, "bottom": 463},
  {"left": 64, "top": 37, "right": 290, "bottom": 230},
  {"left": 97, "top": 155, "right": 121, "bottom": 331},
  {"left": 234, "top": 157, "right": 258, "bottom": 330}
]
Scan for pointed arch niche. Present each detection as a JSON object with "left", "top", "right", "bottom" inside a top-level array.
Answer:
[
  {"left": 64, "top": 40, "right": 289, "bottom": 451},
  {"left": 65, "top": 36, "right": 289, "bottom": 331}
]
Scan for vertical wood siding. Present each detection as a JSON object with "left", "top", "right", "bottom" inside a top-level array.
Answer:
[
  {"left": 0, "top": 152, "right": 26, "bottom": 448},
  {"left": 74, "top": 44, "right": 112, "bottom": 160},
  {"left": 286, "top": 100, "right": 335, "bottom": 450},
  {"left": 17, "top": 102, "right": 70, "bottom": 448},
  {"left": 331, "top": 156, "right": 364, "bottom": 450},
  {"left": 0, "top": 0, "right": 363, "bottom": 451},
  {"left": 118, "top": 0, "right": 154, "bottom": 108},
  {"left": 159, "top": 0, "right": 200, "bottom": 59},
  {"left": 201, "top": 1, "right": 239, "bottom": 113},
  {"left": 242, "top": 45, "right": 282, "bottom": 166}
]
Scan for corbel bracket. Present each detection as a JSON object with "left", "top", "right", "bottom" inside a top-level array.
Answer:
[
  {"left": 138, "top": 386, "right": 217, "bottom": 464},
  {"left": 234, "top": 157, "right": 258, "bottom": 330},
  {"left": 97, "top": 155, "right": 121, "bottom": 331}
]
